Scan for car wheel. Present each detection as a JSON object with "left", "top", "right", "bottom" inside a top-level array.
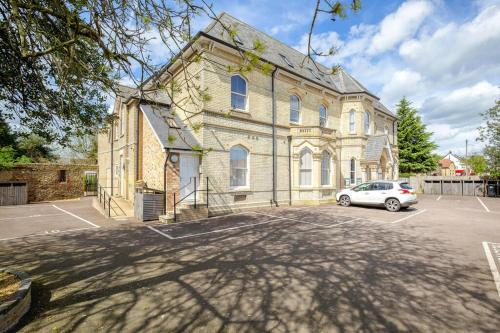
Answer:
[
  {"left": 339, "top": 195, "right": 351, "bottom": 207},
  {"left": 385, "top": 198, "right": 401, "bottom": 212}
]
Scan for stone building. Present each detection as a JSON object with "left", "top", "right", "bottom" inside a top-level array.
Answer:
[{"left": 97, "top": 13, "right": 398, "bottom": 217}]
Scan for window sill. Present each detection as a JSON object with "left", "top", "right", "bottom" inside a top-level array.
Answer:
[
  {"left": 229, "top": 187, "right": 252, "bottom": 194},
  {"left": 230, "top": 108, "right": 250, "bottom": 115}
]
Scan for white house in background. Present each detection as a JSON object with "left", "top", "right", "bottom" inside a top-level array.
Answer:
[{"left": 442, "top": 151, "right": 465, "bottom": 175}]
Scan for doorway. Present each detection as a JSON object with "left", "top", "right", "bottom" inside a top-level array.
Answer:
[{"left": 180, "top": 154, "right": 199, "bottom": 202}]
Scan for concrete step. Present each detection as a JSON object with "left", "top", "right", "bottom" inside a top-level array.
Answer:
[
  {"left": 159, "top": 212, "right": 175, "bottom": 224},
  {"left": 159, "top": 206, "right": 209, "bottom": 223}
]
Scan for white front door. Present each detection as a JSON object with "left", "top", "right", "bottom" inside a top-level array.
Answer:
[{"left": 180, "top": 154, "right": 199, "bottom": 202}]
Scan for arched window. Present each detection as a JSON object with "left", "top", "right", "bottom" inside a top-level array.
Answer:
[
  {"left": 349, "top": 110, "right": 355, "bottom": 133},
  {"left": 299, "top": 148, "right": 312, "bottom": 186},
  {"left": 231, "top": 75, "right": 247, "bottom": 110},
  {"left": 364, "top": 111, "right": 370, "bottom": 134},
  {"left": 290, "top": 95, "right": 300, "bottom": 123},
  {"left": 350, "top": 158, "right": 356, "bottom": 185},
  {"left": 321, "top": 151, "right": 331, "bottom": 185},
  {"left": 319, "top": 105, "right": 327, "bottom": 127},
  {"left": 230, "top": 145, "right": 248, "bottom": 187}
]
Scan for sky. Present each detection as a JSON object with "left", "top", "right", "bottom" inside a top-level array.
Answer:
[{"left": 142, "top": 0, "right": 500, "bottom": 156}]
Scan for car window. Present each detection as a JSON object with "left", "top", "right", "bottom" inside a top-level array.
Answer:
[
  {"left": 353, "top": 183, "right": 371, "bottom": 192},
  {"left": 385, "top": 183, "right": 394, "bottom": 190},
  {"left": 399, "top": 183, "right": 413, "bottom": 190}
]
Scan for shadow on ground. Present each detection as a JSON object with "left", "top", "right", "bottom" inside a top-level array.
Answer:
[{"left": 1, "top": 213, "right": 499, "bottom": 333}]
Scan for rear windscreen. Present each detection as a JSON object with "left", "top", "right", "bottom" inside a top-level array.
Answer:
[{"left": 399, "top": 183, "right": 413, "bottom": 190}]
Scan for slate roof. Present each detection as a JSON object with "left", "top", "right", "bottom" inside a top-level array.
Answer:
[
  {"left": 139, "top": 104, "right": 199, "bottom": 150},
  {"left": 116, "top": 84, "right": 171, "bottom": 106},
  {"left": 203, "top": 13, "right": 385, "bottom": 101},
  {"left": 365, "top": 135, "right": 390, "bottom": 161}
]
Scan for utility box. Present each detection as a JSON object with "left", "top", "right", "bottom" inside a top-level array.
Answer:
[{"left": 134, "top": 187, "right": 165, "bottom": 221}]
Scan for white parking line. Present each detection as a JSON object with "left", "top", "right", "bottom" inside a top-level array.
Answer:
[
  {"left": 253, "top": 211, "right": 368, "bottom": 228},
  {"left": 0, "top": 213, "right": 66, "bottom": 221},
  {"left": 147, "top": 218, "right": 280, "bottom": 240},
  {"left": 482, "top": 242, "right": 500, "bottom": 297},
  {"left": 52, "top": 205, "right": 100, "bottom": 228},
  {"left": 437, "top": 195, "right": 442, "bottom": 201},
  {"left": 477, "top": 197, "right": 490, "bottom": 213},
  {"left": 391, "top": 209, "right": 427, "bottom": 224},
  {"left": 147, "top": 225, "right": 174, "bottom": 239},
  {"left": 0, "top": 227, "right": 97, "bottom": 242}
]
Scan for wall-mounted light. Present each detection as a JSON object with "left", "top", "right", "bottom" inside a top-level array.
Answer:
[{"left": 170, "top": 154, "right": 179, "bottom": 163}]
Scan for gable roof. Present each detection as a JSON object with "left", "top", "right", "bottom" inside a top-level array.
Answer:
[
  {"left": 364, "top": 135, "right": 393, "bottom": 162},
  {"left": 203, "top": 13, "right": 374, "bottom": 96},
  {"left": 439, "top": 159, "right": 454, "bottom": 168},
  {"left": 116, "top": 84, "right": 171, "bottom": 106},
  {"left": 140, "top": 104, "right": 199, "bottom": 150}
]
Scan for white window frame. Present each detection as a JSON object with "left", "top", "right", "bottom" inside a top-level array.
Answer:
[
  {"left": 299, "top": 148, "right": 313, "bottom": 187},
  {"left": 349, "top": 110, "right": 356, "bottom": 134},
  {"left": 230, "top": 75, "right": 248, "bottom": 112},
  {"left": 350, "top": 158, "right": 356, "bottom": 185},
  {"left": 290, "top": 95, "right": 301, "bottom": 124},
  {"left": 321, "top": 151, "right": 331, "bottom": 186},
  {"left": 319, "top": 104, "right": 327, "bottom": 127},
  {"left": 364, "top": 111, "right": 371, "bottom": 135},
  {"left": 229, "top": 145, "right": 249, "bottom": 189}
]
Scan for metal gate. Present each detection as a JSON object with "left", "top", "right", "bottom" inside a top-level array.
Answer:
[
  {"left": 84, "top": 171, "right": 98, "bottom": 196},
  {"left": 0, "top": 181, "right": 28, "bottom": 206}
]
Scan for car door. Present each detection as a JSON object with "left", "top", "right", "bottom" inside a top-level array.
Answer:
[
  {"left": 370, "top": 182, "right": 391, "bottom": 204},
  {"left": 350, "top": 183, "right": 373, "bottom": 204}
]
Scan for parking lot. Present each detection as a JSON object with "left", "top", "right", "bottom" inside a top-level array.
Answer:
[{"left": 0, "top": 195, "right": 499, "bottom": 332}]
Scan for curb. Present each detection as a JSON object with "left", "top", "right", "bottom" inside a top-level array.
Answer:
[{"left": 0, "top": 268, "right": 31, "bottom": 333}]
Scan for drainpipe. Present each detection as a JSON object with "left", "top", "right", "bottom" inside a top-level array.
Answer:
[
  {"left": 288, "top": 135, "right": 292, "bottom": 206},
  {"left": 163, "top": 148, "right": 170, "bottom": 214},
  {"left": 135, "top": 105, "right": 140, "bottom": 181},
  {"left": 339, "top": 146, "right": 342, "bottom": 190},
  {"left": 271, "top": 67, "right": 278, "bottom": 206},
  {"left": 110, "top": 119, "right": 114, "bottom": 196}
]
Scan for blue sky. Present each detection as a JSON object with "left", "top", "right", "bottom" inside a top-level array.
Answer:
[{"left": 145, "top": 0, "right": 500, "bottom": 156}]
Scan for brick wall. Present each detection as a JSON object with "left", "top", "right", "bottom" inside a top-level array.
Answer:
[{"left": 0, "top": 163, "right": 97, "bottom": 202}]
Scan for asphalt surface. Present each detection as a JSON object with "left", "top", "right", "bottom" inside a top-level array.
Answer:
[{"left": 0, "top": 195, "right": 499, "bottom": 332}]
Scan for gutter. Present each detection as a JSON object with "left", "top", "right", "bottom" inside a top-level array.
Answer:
[
  {"left": 271, "top": 67, "right": 278, "bottom": 206},
  {"left": 288, "top": 135, "right": 292, "bottom": 206}
]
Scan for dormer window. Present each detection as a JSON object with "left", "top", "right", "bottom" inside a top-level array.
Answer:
[
  {"left": 234, "top": 34, "right": 244, "bottom": 45},
  {"left": 308, "top": 68, "right": 321, "bottom": 80},
  {"left": 279, "top": 54, "right": 294, "bottom": 68}
]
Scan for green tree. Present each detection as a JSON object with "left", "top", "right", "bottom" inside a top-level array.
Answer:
[
  {"left": 17, "top": 134, "right": 58, "bottom": 162},
  {"left": 465, "top": 155, "right": 488, "bottom": 175},
  {"left": 396, "top": 97, "right": 437, "bottom": 174},
  {"left": 0, "top": 146, "right": 31, "bottom": 169},
  {"left": 0, "top": 114, "right": 17, "bottom": 147},
  {"left": 1, "top": 0, "right": 360, "bottom": 145},
  {"left": 70, "top": 134, "right": 98, "bottom": 164},
  {"left": 478, "top": 100, "right": 500, "bottom": 177}
]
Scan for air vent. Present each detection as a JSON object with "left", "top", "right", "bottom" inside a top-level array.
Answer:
[{"left": 279, "top": 54, "right": 294, "bottom": 68}]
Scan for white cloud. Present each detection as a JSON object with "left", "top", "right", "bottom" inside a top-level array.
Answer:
[
  {"left": 367, "top": 0, "right": 434, "bottom": 55},
  {"left": 399, "top": 5, "right": 500, "bottom": 84},
  {"left": 270, "top": 23, "right": 297, "bottom": 35},
  {"left": 380, "top": 69, "right": 424, "bottom": 107},
  {"left": 420, "top": 81, "right": 500, "bottom": 128}
]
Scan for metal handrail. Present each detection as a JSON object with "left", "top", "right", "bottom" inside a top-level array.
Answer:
[
  {"left": 97, "top": 185, "right": 127, "bottom": 217},
  {"left": 173, "top": 177, "right": 209, "bottom": 222}
]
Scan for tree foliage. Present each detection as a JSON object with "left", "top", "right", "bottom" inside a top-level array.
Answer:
[
  {"left": 1, "top": 0, "right": 361, "bottom": 145},
  {"left": 396, "top": 97, "right": 437, "bottom": 174},
  {"left": 465, "top": 155, "right": 487, "bottom": 175},
  {"left": 478, "top": 99, "right": 500, "bottom": 177}
]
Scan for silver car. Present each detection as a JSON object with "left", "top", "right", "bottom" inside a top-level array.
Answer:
[{"left": 335, "top": 181, "right": 418, "bottom": 212}]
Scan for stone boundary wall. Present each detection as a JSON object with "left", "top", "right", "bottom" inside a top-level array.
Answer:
[
  {"left": 0, "top": 163, "right": 97, "bottom": 202},
  {"left": 0, "top": 268, "right": 31, "bottom": 333}
]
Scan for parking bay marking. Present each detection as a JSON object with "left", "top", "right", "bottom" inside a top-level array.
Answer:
[
  {"left": 52, "top": 205, "right": 100, "bottom": 228},
  {"left": 253, "top": 211, "right": 367, "bottom": 228},
  {"left": 476, "top": 197, "right": 490, "bottom": 213},
  {"left": 437, "top": 195, "right": 442, "bottom": 201},
  {"left": 482, "top": 242, "right": 500, "bottom": 297},
  {"left": 0, "top": 213, "right": 66, "bottom": 221},
  {"left": 390, "top": 209, "right": 427, "bottom": 224},
  {"left": 0, "top": 226, "right": 97, "bottom": 242},
  {"left": 147, "top": 218, "right": 280, "bottom": 240}
]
